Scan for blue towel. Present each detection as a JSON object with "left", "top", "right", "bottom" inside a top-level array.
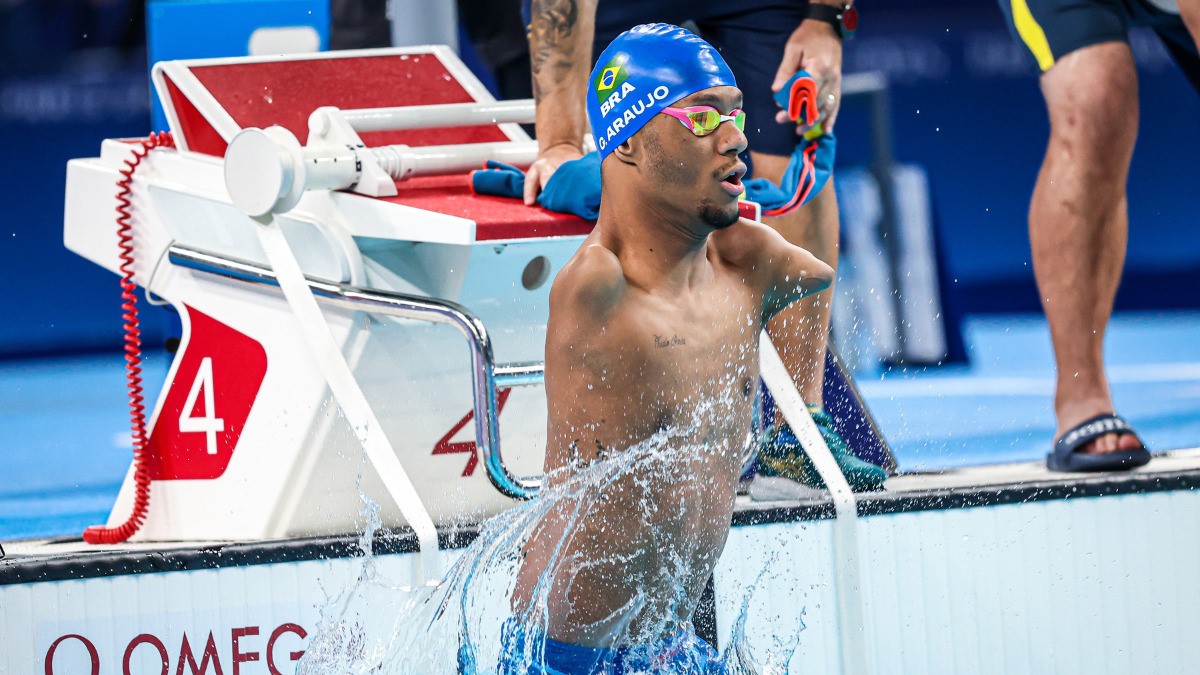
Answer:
[
  {"left": 744, "top": 130, "right": 836, "bottom": 218},
  {"left": 746, "top": 70, "right": 835, "bottom": 217},
  {"left": 470, "top": 154, "right": 601, "bottom": 221},
  {"left": 469, "top": 159, "right": 526, "bottom": 198},
  {"left": 536, "top": 152, "right": 602, "bottom": 221}
]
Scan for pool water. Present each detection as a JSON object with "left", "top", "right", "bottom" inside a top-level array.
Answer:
[{"left": 2, "top": 311, "right": 1198, "bottom": 541}]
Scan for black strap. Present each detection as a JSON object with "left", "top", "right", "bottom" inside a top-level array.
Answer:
[
  {"left": 805, "top": 3, "right": 845, "bottom": 38},
  {"left": 1057, "top": 414, "right": 1133, "bottom": 453}
]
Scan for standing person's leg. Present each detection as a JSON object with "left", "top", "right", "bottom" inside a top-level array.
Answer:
[
  {"left": 753, "top": 154, "right": 838, "bottom": 406},
  {"left": 1034, "top": 0, "right": 1200, "bottom": 466},
  {"left": 698, "top": 4, "right": 886, "bottom": 489},
  {"left": 1033, "top": 42, "right": 1146, "bottom": 457},
  {"left": 1182, "top": 3, "right": 1200, "bottom": 46},
  {"left": 696, "top": 3, "right": 838, "bottom": 407},
  {"left": 999, "top": 0, "right": 1153, "bottom": 470}
]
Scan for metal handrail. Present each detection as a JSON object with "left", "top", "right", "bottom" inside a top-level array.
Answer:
[
  {"left": 371, "top": 141, "right": 539, "bottom": 181},
  {"left": 337, "top": 100, "right": 536, "bottom": 132},
  {"left": 494, "top": 361, "right": 545, "bottom": 388},
  {"left": 168, "top": 243, "right": 542, "bottom": 499}
]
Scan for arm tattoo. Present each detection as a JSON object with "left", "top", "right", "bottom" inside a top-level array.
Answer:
[{"left": 530, "top": 0, "right": 579, "bottom": 100}]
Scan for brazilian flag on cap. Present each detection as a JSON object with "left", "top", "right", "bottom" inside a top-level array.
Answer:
[
  {"left": 586, "top": 24, "right": 737, "bottom": 159},
  {"left": 593, "top": 53, "right": 629, "bottom": 97}
]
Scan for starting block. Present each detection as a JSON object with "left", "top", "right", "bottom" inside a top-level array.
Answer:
[{"left": 66, "top": 47, "right": 593, "bottom": 544}]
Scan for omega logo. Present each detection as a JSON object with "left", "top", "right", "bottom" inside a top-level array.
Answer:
[{"left": 43, "top": 623, "right": 307, "bottom": 675}]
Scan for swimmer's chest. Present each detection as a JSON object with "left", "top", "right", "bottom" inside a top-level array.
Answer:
[{"left": 608, "top": 281, "right": 761, "bottom": 394}]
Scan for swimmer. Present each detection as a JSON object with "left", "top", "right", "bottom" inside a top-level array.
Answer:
[{"left": 506, "top": 24, "right": 833, "bottom": 673}]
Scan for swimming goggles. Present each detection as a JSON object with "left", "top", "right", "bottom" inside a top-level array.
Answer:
[{"left": 660, "top": 106, "right": 746, "bottom": 136}]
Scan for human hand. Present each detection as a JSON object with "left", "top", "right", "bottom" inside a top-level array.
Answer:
[
  {"left": 524, "top": 143, "right": 585, "bottom": 205},
  {"left": 772, "top": 18, "right": 844, "bottom": 134}
]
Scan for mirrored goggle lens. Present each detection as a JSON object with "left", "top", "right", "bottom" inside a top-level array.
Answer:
[
  {"left": 685, "top": 109, "right": 721, "bottom": 135},
  {"left": 685, "top": 109, "right": 746, "bottom": 135}
]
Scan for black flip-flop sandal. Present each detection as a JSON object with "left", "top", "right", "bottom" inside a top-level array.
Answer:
[{"left": 1047, "top": 413, "right": 1152, "bottom": 473}]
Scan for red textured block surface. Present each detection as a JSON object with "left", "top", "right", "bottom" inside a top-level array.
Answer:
[
  {"left": 380, "top": 175, "right": 595, "bottom": 241},
  {"left": 170, "top": 52, "right": 581, "bottom": 237},
  {"left": 188, "top": 54, "right": 510, "bottom": 151},
  {"left": 164, "top": 74, "right": 229, "bottom": 156}
]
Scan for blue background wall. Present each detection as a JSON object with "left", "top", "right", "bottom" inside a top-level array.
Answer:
[{"left": 1, "top": 0, "right": 1198, "bottom": 358}]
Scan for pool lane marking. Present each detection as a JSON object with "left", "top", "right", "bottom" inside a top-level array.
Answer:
[{"left": 859, "top": 363, "right": 1200, "bottom": 398}]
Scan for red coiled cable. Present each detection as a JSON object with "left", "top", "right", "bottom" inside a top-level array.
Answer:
[{"left": 83, "top": 131, "right": 175, "bottom": 545}]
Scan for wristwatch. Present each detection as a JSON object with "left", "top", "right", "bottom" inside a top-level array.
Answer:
[{"left": 805, "top": 3, "right": 858, "bottom": 40}]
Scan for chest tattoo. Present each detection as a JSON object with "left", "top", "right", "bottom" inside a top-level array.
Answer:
[{"left": 653, "top": 334, "right": 687, "bottom": 349}]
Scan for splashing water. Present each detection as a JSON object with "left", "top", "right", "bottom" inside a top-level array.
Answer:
[{"left": 299, "top": 404, "right": 804, "bottom": 674}]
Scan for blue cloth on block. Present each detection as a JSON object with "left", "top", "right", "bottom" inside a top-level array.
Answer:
[{"left": 470, "top": 154, "right": 602, "bottom": 221}]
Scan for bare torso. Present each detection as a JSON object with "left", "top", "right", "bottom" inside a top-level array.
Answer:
[
  {"left": 507, "top": 71, "right": 833, "bottom": 648},
  {"left": 512, "top": 229, "right": 768, "bottom": 646}
]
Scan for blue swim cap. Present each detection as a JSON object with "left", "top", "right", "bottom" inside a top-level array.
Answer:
[{"left": 587, "top": 24, "right": 737, "bottom": 161}]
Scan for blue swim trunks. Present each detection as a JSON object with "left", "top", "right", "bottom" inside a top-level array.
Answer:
[{"left": 483, "top": 617, "right": 727, "bottom": 675}]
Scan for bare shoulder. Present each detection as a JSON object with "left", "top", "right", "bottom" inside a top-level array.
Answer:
[
  {"left": 710, "top": 218, "right": 792, "bottom": 272},
  {"left": 711, "top": 218, "right": 834, "bottom": 320},
  {"left": 549, "top": 242, "right": 627, "bottom": 321}
]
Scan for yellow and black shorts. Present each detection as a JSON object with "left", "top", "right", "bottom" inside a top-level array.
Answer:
[{"left": 999, "top": 0, "right": 1200, "bottom": 91}]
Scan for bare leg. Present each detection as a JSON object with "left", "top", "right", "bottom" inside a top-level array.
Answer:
[
  {"left": 1034, "top": 42, "right": 1142, "bottom": 454},
  {"left": 750, "top": 150, "right": 839, "bottom": 406},
  {"left": 1179, "top": 0, "right": 1200, "bottom": 47}
]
